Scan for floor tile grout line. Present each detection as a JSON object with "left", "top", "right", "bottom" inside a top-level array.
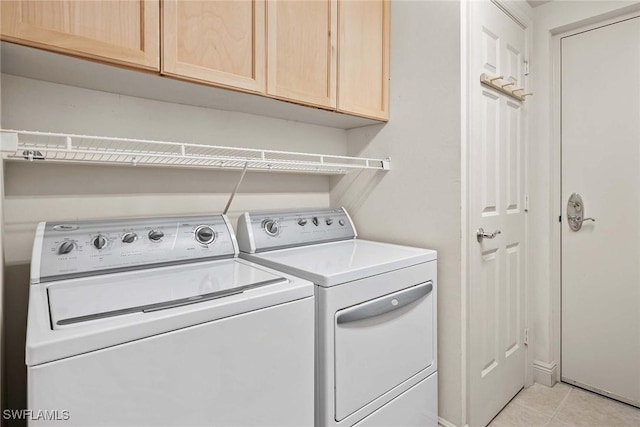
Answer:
[{"left": 550, "top": 386, "right": 574, "bottom": 422}]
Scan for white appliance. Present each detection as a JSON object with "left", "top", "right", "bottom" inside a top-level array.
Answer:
[
  {"left": 237, "top": 208, "right": 438, "bottom": 426},
  {"left": 26, "top": 214, "right": 314, "bottom": 426}
]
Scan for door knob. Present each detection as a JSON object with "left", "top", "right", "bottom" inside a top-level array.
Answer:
[
  {"left": 476, "top": 228, "right": 501, "bottom": 243},
  {"left": 567, "top": 193, "right": 595, "bottom": 231}
]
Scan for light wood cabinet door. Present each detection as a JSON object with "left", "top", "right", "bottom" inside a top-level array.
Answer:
[
  {"left": 162, "top": 0, "right": 266, "bottom": 94},
  {"left": 0, "top": 0, "right": 159, "bottom": 70},
  {"left": 337, "top": 0, "right": 389, "bottom": 120},
  {"left": 267, "top": 0, "right": 337, "bottom": 109}
]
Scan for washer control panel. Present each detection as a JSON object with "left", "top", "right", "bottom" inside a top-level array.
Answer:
[
  {"left": 237, "top": 208, "right": 356, "bottom": 253},
  {"left": 36, "top": 215, "right": 237, "bottom": 282}
]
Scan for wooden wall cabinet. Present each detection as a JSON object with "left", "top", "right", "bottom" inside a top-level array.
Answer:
[
  {"left": 162, "top": 0, "right": 266, "bottom": 93},
  {"left": 266, "top": 0, "right": 337, "bottom": 109},
  {"left": 1, "top": 0, "right": 389, "bottom": 122},
  {"left": 0, "top": 0, "right": 159, "bottom": 70},
  {"left": 337, "top": 0, "right": 390, "bottom": 120}
]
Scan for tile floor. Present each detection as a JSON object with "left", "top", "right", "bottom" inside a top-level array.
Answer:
[{"left": 488, "top": 382, "right": 640, "bottom": 427}]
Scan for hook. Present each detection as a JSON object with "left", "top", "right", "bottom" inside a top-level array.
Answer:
[
  {"left": 521, "top": 93, "right": 533, "bottom": 98},
  {"left": 513, "top": 88, "right": 525, "bottom": 93},
  {"left": 489, "top": 75, "right": 503, "bottom": 83},
  {"left": 501, "top": 82, "right": 516, "bottom": 88}
]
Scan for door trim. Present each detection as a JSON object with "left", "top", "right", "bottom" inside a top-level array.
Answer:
[
  {"left": 462, "top": 1, "right": 532, "bottom": 426},
  {"left": 551, "top": 8, "right": 640, "bottom": 387}
]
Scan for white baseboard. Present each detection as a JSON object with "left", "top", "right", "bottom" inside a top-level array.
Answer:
[
  {"left": 438, "top": 417, "right": 469, "bottom": 427},
  {"left": 533, "top": 360, "right": 558, "bottom": 387}
]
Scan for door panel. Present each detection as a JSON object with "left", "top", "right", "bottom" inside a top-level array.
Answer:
[
  {"left": 0, "top": 0, "right": 159, "bottom": 70},
  {"left": 469, "top": 2, "right": 528, "bottom": 426},
  {"left": 267, "top": 0, "right": 337, "bottom": 108},
  {"left": 561, "top": 17, "right": 640, "bottom": 407},
  {"left": 162, "top": 0, "right": 266, "bottom": 93}
]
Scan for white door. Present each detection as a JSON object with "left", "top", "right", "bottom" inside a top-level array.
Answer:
[
  {"left": 468, "top": 2, "right": 528, "bottom": 426},
  {"left": 561, "top": 16, "right": 640, "bottom": 408}
]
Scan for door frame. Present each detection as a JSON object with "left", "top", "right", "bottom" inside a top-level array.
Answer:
[
  {"left": 462, "top": 1, "right": 533, "bottom": 426},
  {"left": 551, "top": 8, "right": 640, "bottom": 389}
]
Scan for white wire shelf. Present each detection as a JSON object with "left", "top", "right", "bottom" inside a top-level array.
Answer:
[{"left": 0, "top": 130, "right": 391, "bottom": 175}]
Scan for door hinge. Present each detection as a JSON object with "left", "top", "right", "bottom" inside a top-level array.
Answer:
[
  {"left": 524, "top": 195, "right": 529, "bottom": 212},
  {"left": 524, "top": 328, "right": 529, "bottom": 346},
  {"left": 524, "top": 60, "right": 530, "bottom": 76},
  {"left": 559, "top": 215, "right": 562, "bottom": 223}
]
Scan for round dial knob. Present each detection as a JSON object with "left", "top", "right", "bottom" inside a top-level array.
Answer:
[
  {"left": 92, "top": 235, "right": 108, "bottom": 250},
  {"left": 326, "top": 218, "right": 333, "bottom": 226},
  {"left": 148, "top": 230, "right": 164, "bottom": 242},
  {"left": 195, "top": 225, "right": 216, "bottom": 245},
  {"left": 339, "top": 219, "right": 345, "bottom": 226},
  {"left": 122, "top": 232, "right": 137, "bottom": 244},
  {"left": 298, "top": 218, "right": 308, "bottom": 226},
  {"left": 263, "top": 219, "right": 280, "bottom": 236},
  {"left": 312, "top": 217, "right": 319, "bottom": 227},
  {"left": 58, "top": 241, "right": 75, "bottom": 255}
]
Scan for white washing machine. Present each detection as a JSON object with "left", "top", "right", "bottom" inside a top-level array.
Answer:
[
  {"left": 26, "top": 214, "right": 314, "bottom": 426},
  {"left": 237, "top": 208, "right": 438, "bottom": 427}
]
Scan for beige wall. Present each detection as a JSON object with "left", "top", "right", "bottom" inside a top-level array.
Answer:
[
  {"left": 0, "top": 73, "right": 346, "bottom": 417},
  {"left": 331, "top": 1, "right": 462, "bottom": 424}
]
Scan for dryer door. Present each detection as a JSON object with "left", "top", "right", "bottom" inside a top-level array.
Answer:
[{"left": 334, "top": 279, "right": 435, "bottom": 421}]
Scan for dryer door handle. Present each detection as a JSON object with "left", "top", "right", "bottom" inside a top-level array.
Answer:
[{"left": 336, "top": 281, "right": 433, "bottom": 325}]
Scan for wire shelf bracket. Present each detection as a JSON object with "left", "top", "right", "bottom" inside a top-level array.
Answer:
[{"left": 0, "top": 130, "right": 391, "bottom": 175}]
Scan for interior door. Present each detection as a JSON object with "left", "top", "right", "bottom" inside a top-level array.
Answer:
[
  {"left": 561, "top": 16, "right": 640, "bottom": 408},
  {"left": 468, "top": 2, "right": 528, "bottom": 426}
]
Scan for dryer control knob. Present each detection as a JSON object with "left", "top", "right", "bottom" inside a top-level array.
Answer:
[
  {"left": 339, "top": 219, "right": 346, "bottom": 226},
  {"left": 58, "top": 241, "right": 75, "bottom": 255},
  {"left": 195, "top": 225, "right": 216, "bottom": 245},
  {"left": 148, "top": 230, "right": 164, "bottom": 242},
  {"left": 92, "top": 235, "right": 108, "bottom": 250},
  {"left": 326, "top": 218, "right": 333, "bottom": 226},
  {"left": 312, "top": 217, "right": 319, "bottom": 227},
  {"left": 263, "top": 219, "right": 280, "bottom": 236},
  {"left": 298, "top": 218, "right": 308, "bottom": 226}
]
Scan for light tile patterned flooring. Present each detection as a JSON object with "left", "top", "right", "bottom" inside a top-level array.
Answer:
[{"left": 488, "top": 382, "right": 640, "bottom": 427}]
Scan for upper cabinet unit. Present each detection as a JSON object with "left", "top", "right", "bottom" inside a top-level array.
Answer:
[
  {"left": 0, "top": 0, "right": 159, "bottom": 70},
  {"left": 337, "top": 0, "right": 389, "bottom": 120},
  {"left": 162, "top": 0, "right": 266, "bottom": 93},
  {"left": 266, "top": 0, "right": 337, "bottom": 109},
  {"left": 1, "top": 0, "right": 389, "bottom": 122}
]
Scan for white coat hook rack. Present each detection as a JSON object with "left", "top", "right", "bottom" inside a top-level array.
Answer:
[
  {"left": 480, "top": 73, "right": 532, "bottom": 102},
  {"left": 0, "top": 130, "right": 392, "bottom": 175}
]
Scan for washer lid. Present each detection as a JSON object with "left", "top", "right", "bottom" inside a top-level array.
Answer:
[
  {"left": 243, "top": 239, "right": 437, "bottom": 287},
  {"left": 48, "top": 259, "right": 286, "bottom": 329}
]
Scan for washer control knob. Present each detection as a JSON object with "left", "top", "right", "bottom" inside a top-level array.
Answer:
[
  {"left": 148, "top": 230, "right": 164, "bottom": 242},
  {"left": 298, "top": 218, "right": 308, "bottom": 226},
  {"left": 312, "top": 217, "right": 319, "bottom": 227},
  {"left": 92, "top": 235, "right": 108, "bottom": 250},
  {"left": 58, "top": 241, "right": 75, "bottom": 255},
  {"left": 339, "top": 219, "right": 346, "bottom": 226},
  {"left": 195, "top": 225, "right": 216, "bottom": 245},
  {"left": 326, "top": 218, "right": 333, "bottom": 226},
  {"left": 122, "top": 232, "right": 137, "bottom": 244},
  {"left": 263, "top": 219, "right": 280, "bottom": 236}
]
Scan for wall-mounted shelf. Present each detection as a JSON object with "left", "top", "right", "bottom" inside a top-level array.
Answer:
[
  {"left": 0, "top": 130, "right": 391, "bottom": 175},
  {"left": 480, "top": 73, "right": 532, "bottom": 102}
]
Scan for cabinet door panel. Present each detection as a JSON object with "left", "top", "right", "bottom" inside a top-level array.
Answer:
[
  {"left": 0, "top": 0, "right": 159, "bottom": 70},
  {"left": 337, "top": 0, "right": 389, "bottom": 120},
  {"left": 163, "top": 0, "right": 266, "bottom": 93},
  {"left": 267, "top": 0, "right": 336, "bottom": 108}
]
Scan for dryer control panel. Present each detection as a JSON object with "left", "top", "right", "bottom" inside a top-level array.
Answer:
[
  {"left": 33, "top": 215, "right": 237, "bottom": 283},
  {"left": 237, "top": 208, "right": 356, "bottom": 253}
]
